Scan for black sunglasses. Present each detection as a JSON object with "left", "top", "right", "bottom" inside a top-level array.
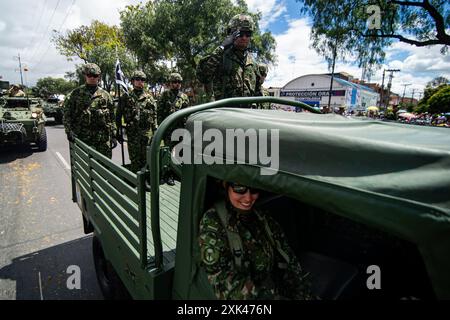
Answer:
[
  {"left": 134, "top": 77, "right": 146, "bottom": 81},
  {"left": 171, "top": 80, "right": 182, "bottom": 84},
  {"left": 230, "top": 183, "right": 259, "bottom": 195},
  {"left": 86, "top": 74, "right": 99, "bottom": 78},
  {"left": 238, "top": 31, "right": 252, "bottom": 38}
]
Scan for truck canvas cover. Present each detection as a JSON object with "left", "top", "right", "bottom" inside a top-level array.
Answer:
[{"left": 185, "top": 108, "right": 450, "bottom": 298}]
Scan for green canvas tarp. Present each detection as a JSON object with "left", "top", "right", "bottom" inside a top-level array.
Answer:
[{"left": 184, "top": 108, "right": 450, "bottom": 298}]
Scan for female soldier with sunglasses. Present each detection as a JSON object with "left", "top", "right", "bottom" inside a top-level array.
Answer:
[{"left": 198, "top": 181, "right": 314, "bottom": 300}]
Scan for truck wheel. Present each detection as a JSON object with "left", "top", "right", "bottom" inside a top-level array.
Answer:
[
  {"left": 37, "top": 128, "right": 47, "bottom": 151},
  {"left": 92, "top": 236, "right": 131, "bottom": 300}
]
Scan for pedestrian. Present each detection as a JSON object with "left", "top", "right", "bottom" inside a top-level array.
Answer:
[
  {"left": 116, "top": 70, "right": 157, "bottom": 173},
  {"left": 196, "top": 14, "right": 259, "bottom": 106},
  {"left": 198, "top": 181, "right": 314, "bottom": 300},
  {"left": 63, "top": 63, "right": 116, "bottom": 158}
]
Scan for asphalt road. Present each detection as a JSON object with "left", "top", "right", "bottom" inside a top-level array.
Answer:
[{"left": 0, "top": 121, "right": 130, "bottom": 300}]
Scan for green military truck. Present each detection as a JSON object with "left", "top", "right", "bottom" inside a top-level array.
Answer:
[
  {"left": 0, "top": 96, "right": 47, "bottom": 151},
  {"left": 69, "top": 97, "right": 450, "bottom": 300}
]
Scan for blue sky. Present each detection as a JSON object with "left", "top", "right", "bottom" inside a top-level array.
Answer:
[
  {"left": 247, "top": 0, "right": 450, "bottom": 97},
  {"left": 0, "top": 0, "right": 448, "bottom": 97}
]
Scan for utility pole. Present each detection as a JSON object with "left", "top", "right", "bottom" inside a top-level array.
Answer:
[
  {"left": 401, "top": 83, "right": 412, "bottom": 105},
  {"left": 411, "top": 88, "right": 416, "bottom": 106},
  {"left": 384, "top": 69, "right": 400, "bottom": 109},
  {"left": 327, "top": 37, "right": 338, "bottom": 113},
  {"left": 14, "top": 53, "right": 24, "bottom": 86},
  {"left": 379, "top": 69, "right": 386, "bottom": 108}
]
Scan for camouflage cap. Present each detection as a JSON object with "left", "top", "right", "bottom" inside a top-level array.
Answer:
[
  {"left": 131, "top": 70, "right": 147, "bottom": 80},
  {"left": 227, "top": 14, "right": 255, "bottom": 34},
  {"left": 83, "top": 63, "right": 101, "bottom": 75},
  {"left": 169, "top": 73, "right": 183, "bottom": 82},
  {"left": 258, "top": 64, "right": 268, "bottom": 77}
]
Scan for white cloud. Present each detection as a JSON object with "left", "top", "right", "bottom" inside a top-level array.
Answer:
[
  {"left": 245, "top": 0, "right": 287, "bottom": 29},
  {"left": 265, "top": 17, "right": 450, "bottom": 99}
]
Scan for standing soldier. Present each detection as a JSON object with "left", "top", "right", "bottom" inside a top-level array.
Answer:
[
  {"left": 256, "top": 63, "right": 272, "bottom": 110},
  {"left": 63, "top": 63, "right": 116, "bottom": 158},
  {"left": 196, "top": 14, "right": 258, "bottom": 105},
  {"left": 157, "top": 72, "right": 190, "bottom": 142},
  {"left": 8, "top": 84, "right": 26, "bottom": 97},
  {"left": 116, "top": 70, "right": 157, "bottom": 173},
  {"left": 157, "top": 72, "right": 189, "bottom": 185}
]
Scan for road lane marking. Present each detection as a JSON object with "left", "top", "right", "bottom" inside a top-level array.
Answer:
[
  {"left": 56, "top": 152, "right": 71, "bottom": 170},
  {"left": 38, "top": 271, "right": 44, "bottom": 300}
]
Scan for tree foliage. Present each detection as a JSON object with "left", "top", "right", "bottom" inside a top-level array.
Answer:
[
  {"left": 427, "top": 85, "right": 450, "bottom": 114},
  {"left": 120, "top": 0, "right": 276, "bottom": 86},
  {"left": 34, "top": 77, "right": 78, "bottom": 96},
  {"left": 52, "top": 20, "right": 137, "bottom": 91},
  {"left": 298, "top": 0, "right": 449, "bottom": 75}
]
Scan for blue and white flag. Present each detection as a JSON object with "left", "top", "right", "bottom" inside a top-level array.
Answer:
[{"left": 115, "top": 59, "right": 128, "bottom": 94}]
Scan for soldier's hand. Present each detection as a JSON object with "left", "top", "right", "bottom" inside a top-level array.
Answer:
[
  {"left": 111, "top": 138, "right": 118, "bottom": 149},
  {"left": 67, "top": 132, "right": 76, "bottom": 143},
  {"left": 221, "top": 30, "right": 240, "bottom": 50}
]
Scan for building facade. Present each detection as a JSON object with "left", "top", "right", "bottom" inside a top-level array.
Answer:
[{"left": 277, "top": 74, "right": 379, "bottom": 112}]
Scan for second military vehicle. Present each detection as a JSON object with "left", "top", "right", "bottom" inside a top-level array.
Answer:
[
  {"left": 69, "top": 97, "right": 450, "bottom": 300},
  {"left": 42, "top": 96, "right": 64, "bottom": 124},
  {"left": 0, "top": 96, "right": 47, "bottom": 151}
]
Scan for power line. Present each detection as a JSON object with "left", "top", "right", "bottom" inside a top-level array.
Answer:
[
  {"left": 23, "top": 0, "right": 49, "bottom": 59},
  {"left": 27, "top": 0, "right": 62, "bottom": 64},
  {"left": 33, "top": 0, "right": 77, "bottom": 71}
]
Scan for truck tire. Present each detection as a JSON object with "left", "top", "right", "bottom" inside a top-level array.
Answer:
[
  {"left": 37, "top": 127, "right": 47, "bottom": 151},
  {"left": 92, "top": 236, "right": 131, "bottom": 300}
]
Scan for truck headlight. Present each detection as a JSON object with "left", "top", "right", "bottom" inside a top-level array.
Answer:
[{"left": 31, "top": 112, "right": 38, "bottom": 119}]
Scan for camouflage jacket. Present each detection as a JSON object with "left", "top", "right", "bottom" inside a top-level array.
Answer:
[
  {"left": 196, "top": 46, "right": 258, "bottom": 101},
  {"left": 157, "top": 89, "right": 189, "bottom": 126},
  {"left": 63, "top": 84, "right": 116, "bottom": 143},
  {"left": 116, "top": 89, "right": 157, "bottom": 139},
  {"left": 198, "top": 202, "right": 313, "bottom": 300},
  {"left": 259, "top": 87, "right": 273, "bottom": 110}
]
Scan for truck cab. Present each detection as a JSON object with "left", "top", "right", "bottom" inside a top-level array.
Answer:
[{"left": 69, "top": 97, "right": 450, "bottom": 300}]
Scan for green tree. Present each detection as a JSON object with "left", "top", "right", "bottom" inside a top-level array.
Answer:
[
  {"left": 52, "top": 20, "right": 136, "bottom": 91},
  {"left": 120, "top": 0, "right": 276, "bottom": 90},
  {"left": 427, "top": 76, "right": 449, "bottom": 88},
  {"left": 298, "top": 0, "right": 449, "bottom": 74},
  {"left": 427, "top": 85, "right": 450, "bottom": 114},
  {"left": 34, "top": 77, "right": 77, "bottom": 96}
]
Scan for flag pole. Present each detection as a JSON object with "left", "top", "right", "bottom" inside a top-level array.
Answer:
[{"left": 115, "top": 57, "right": 126, "bottom": 166}]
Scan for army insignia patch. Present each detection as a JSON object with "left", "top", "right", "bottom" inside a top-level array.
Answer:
[{"left": 202, "top": 246, "right": 219, "bottom": 265}]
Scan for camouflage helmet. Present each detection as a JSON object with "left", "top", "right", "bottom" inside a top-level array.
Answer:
[
  {"left": 82, "top": 63, "right": 101, "bottom": 75},
  {"left": 258, "top": 63, "right": 268, "bottom": 77},
  {"left": 227, "top": 14, "right": 255, "bottom": 34},
  {"left": 169, "top": 73, "right": 183, "bottom": 82},
  {"left": 131, "top": 70, "right": 147, "bottom": 81}
]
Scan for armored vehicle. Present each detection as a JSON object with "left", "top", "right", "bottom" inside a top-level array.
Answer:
[
  {"left": 0, "top": 96, "right": 47, "bottom": 151},
  {"left": 42, "top": 97, "right": 64, "bottom": 124},
  {"left": 69, "top": 97, "right": 450, "bottom": 300}
]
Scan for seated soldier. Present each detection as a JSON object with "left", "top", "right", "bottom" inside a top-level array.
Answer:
[{"left": 198, "top": 181, "right": 314, "bottom": 300}]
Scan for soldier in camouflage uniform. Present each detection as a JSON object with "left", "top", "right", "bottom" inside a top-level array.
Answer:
[
  {"left": 8, "top": 84, "right": 26, "bottom": 97},
  {"left": 255, "top": 63, "right": 272, "bottom": 110},
  {"left": 196, "top": 14, "right": 259, "bottom": 105},
  {"left": 63, "top": 63, "right": 116, "bottom": 158},
  {"left": 199, "top": 182, "right": 314, "bottom": 300},
  {"left": 157, "top": 72, "right": 190, "bottom": 144},
  {"left": 157, "top": 72, "right": 190, "bottom": 185},
  {"left": 116, "top": 70, "right": 157, "bottom": 173}
]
